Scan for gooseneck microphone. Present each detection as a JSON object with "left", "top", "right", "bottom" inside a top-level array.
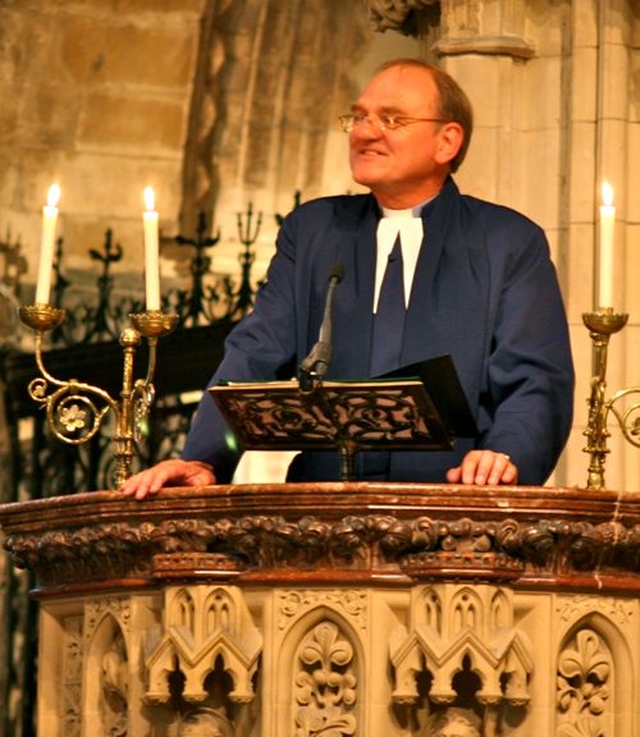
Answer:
[{"left": 298, "top": 263, "right": 345, "bottom": 387}]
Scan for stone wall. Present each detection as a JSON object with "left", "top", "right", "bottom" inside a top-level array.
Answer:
[
  {"left": 0, "top": 0, "right": 418, "bottom": 295},
  {"left": 0, "top": 0, "right": 202, "bottom": 289}
]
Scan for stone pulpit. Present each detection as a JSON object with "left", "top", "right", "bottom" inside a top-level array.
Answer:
[{"left": 1, "top": 482, "right": 640, "bottom": 736}]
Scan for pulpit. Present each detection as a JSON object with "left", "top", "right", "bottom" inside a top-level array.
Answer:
[{"left": 1, "top": 482, "right": 640, "bottom": 736}]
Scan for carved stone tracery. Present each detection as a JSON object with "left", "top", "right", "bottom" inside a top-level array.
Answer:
[
  {"left": 278, "top": 589, "right": 368, "bottom": 630},
  {"left": 294, "top": 621, "right": 358, "bottom": 737},
  {"left": 390, "top": 585, "right": 532, "bottom": 734},
  {"left": 557, "top": 629, "right": 613, "bottom": 737},
  {"left": 145, "top": 586, "right": 262, "bottom": 708}
]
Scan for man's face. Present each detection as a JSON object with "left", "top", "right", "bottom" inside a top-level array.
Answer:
[{"left": 348, "top": 65, "right": 453, "bottom": 208}]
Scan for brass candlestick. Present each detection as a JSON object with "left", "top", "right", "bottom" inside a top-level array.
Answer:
[
  {"left": 582, "top": 308, "right": 628, "bottom": 489},
  {"left": 19, "top": 303, "right": 177, "bottom": 490}
]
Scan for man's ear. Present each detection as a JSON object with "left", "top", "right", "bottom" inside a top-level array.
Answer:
[{"left": 434, "top": 122, "right": 464, "bottom": 167}]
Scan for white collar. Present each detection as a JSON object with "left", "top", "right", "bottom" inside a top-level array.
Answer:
[{"left": 374, "top": 216, "right": 424, "bottom": 312}]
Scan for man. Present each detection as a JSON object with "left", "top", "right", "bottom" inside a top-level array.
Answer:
[{"left": 122, "top": 58, "right": 574, "bottom": 499}]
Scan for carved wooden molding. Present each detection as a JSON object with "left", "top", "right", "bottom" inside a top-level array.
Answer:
[{"left": 2, "top": 484, "right": 640, "bottom": 594}]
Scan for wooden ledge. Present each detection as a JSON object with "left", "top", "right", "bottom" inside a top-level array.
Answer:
[{"left": 1, "top": 483, "right": 639, "bottom": 595}]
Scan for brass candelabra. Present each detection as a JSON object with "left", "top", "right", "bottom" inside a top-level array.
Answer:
[
  {"left": 582, "top": 307, "right": 640, "bottom": 489},
  {"left": 19, "top": 303, "right": 177, "bottom": 490}
]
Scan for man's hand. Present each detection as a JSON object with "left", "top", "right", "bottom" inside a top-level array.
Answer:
[
  {"left": 446, "top": 450, "right": 518, "bottom": 486},
  {"left": 120, "top": 459, "right": 216, "bottom": 500}
]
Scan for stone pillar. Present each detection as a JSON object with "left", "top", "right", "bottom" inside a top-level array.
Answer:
[{"left": 434, "top": 0, "right": 536, "bottom": 58}]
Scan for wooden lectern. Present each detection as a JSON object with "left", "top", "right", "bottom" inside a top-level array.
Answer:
[{"left": 210, "top": 355, "right": 477, "bottom": 480}]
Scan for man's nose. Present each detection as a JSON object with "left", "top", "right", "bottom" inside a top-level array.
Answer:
[{"left": 351, "top": 116, "right": 383, "bottom": 139}]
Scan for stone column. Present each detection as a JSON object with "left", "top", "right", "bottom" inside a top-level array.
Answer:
[{"left": 434, "top": 0, "right": 536, "bottom": 59}]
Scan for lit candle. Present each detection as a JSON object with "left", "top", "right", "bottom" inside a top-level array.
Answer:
[
  {"left": 598, "top": 182, "right": 615, "bottom": 310},
  {"left": 143, "top": 186, "right": 161, "bottom": 311},
  {"left": 35, "top": 184, "right": 61, "bottom": 305}
]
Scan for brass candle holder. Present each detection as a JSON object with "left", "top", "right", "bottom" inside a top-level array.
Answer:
[
  {"left": 19, "top": 303, "right": 178, "bottom": 490},
  {"left": 582, "top": 308, "right": 631, "bottom": 489}
]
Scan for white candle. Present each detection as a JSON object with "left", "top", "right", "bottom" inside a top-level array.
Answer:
[
  {"left": 35, "top": 184, "right": 61, "bottom": 305},
  {"left": 598, "top": 182, "right": 615, "bottom": 309},
  {"left": 143, "top": 186, "right": 161, "bottom": 311}
]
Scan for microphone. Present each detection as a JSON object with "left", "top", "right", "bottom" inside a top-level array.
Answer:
[{"left": 299, "top": 263, "right": 345, "bottom": 386}]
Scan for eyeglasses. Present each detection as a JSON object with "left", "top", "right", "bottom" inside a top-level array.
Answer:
[{"left": 338, "top": 112, "right": 448, "bottom": 133}]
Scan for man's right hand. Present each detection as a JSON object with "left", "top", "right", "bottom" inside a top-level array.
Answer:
[{"left": 119, "top": 459, "right": 216, "bottom": 500}]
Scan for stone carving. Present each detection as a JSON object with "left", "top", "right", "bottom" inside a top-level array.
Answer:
[
  {"left": 366, "top": 0, "right": 537, "bottom": 58},
  {"left": 85, "top": 596, "right": 132, "bottom": 636},
  {"left": 556, "top": 595, "right": 635, "bottom": 627},
  {"left": 101, "top": 630, "right": 129, "bottom": 737},
  {"left": 145, "top": 586, "right": 262, "bottom": 713},
  {"left": 176, "top": 707, "right": 235, "bottom": 736},
  {"left": 62, "top": 615, "right": 84, "bottom": 737},
  {"left": 557, "top": 629, "right": 612, "bottom": 737},
  {"left": 367, "top": 0, "right": 438, "bottom": 35},
  {"left": 428, "top": 707, "right": 481, "bottom": 737},
  {"left": 278, "top": 589, "right": 368, "bottom": 630},
  {"left": 294, "top": 621, "right": 357, "bottom": 736},
  {"left": 390, "top": 585, "right": 532, "bottom": 734}
]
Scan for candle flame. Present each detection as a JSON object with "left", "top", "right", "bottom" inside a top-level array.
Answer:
[
  {"left": 144, "top": 186, "right": 156, "bottom": 212},
  {"left": 601, "top": 182, "right": 614, "bottom": 207},
  {"left": 47, "top": 183, "right": 61, "bottom": 208}
]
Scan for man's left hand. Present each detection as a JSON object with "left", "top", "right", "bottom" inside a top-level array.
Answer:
[{"left": 446, "top": 449, "right": 518, "bottom": 485}]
